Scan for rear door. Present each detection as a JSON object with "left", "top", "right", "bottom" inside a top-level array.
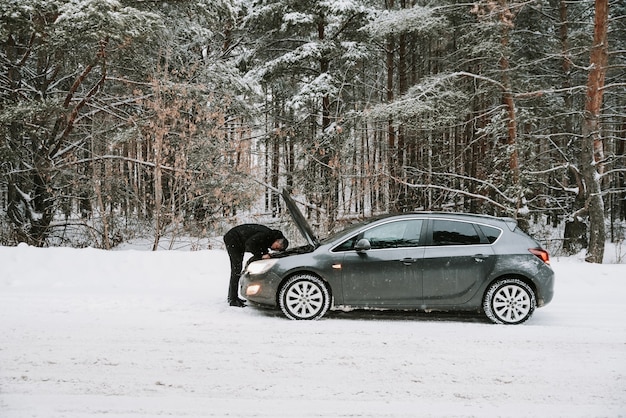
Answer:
[
  {"left": 421, "top": 219, "right": 496, "bottom": 305},
  {"left": 336, "top": 219, "right": 425, "bottom": 306}
]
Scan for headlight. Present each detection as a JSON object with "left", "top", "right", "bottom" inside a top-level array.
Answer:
[
  {"left": 246, "top": 284, "right": 261, "bottom": 296},
  {"left": 246, "top": 258, "right": 278, "bottom": 275}
]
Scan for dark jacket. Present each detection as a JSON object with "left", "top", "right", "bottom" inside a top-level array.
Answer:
[{"left": 224, "top": 224, "right": 285, "bottom": 259}]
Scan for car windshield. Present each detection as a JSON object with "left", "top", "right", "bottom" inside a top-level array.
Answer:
[{"left": 319, "top": 217, "right": 384, "bottom": 244}]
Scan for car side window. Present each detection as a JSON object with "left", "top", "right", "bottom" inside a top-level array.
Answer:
[
  {"left": 362, "top": 220, "right": 423, "bottom": 249},
  {"left": 334, "top": 236, "right": 358, "bottom": 252},
  {"left": 431, "top": 220, "right": 481, "bottom": 246},
  {"left": 478, "top": 224, "right": 501, "bottom": 243},
  {"left": 333, "top": 219, "right": 423, "bottom": 251}
]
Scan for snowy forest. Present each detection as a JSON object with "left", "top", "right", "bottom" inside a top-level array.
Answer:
[{"left": 0, "top": 0, "right": 624, "bottom": 262}]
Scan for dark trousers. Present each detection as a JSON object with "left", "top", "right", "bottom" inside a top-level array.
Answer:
[{"left": 225, "top": 240, "right": 244, "bottom": 302}]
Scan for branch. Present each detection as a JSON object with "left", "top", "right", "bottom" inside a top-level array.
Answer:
[
  {"left": 524, "top": 163, "right": 570, "bottom": 176},
  {"left": 451, "top": 71, "right": 507, "bottom": 91},
  {"left": 387, "top": 174, "right": 514, "bottom": 213},
  {"left": 63, "top": 63, "right": 96, "bottom": 109},
  {"left": 403, "top": 166, "right": 517, "bottom": 204},
  {"left": 52, "top": 38, "right": 109, "bottom": 158},
  {"left": 250, "top": 178, "right": 324, "bottom": 213},
  {"left": 16, "top": 32, "right": 36, "bottom": 66},
  {"left": 600, "top": 168, "right": 626, "bottom": 178},
  {"left": 451, "top": 71, "right": 588, "bottom": 97},
  {"left": 600, "top": 82, "right": 626, "bottom": 90},
  {"left": 55, "top": 155, "right": 197, "bottom": 175}
]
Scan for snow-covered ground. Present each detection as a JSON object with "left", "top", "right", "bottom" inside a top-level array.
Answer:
[{"left": 1, "top": 242, "right": 625, "bottom": 417}]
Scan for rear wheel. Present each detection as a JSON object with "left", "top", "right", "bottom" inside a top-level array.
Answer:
[
  {"left": 483, "top": 278, "right": 536, "bottom": 325},
  {"left": 279, "top": 274, "right": 330, "bottom": 320}
]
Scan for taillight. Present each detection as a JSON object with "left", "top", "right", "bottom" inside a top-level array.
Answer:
[{"left": 529, "top": 248, "right": 550, "bottom": 265}]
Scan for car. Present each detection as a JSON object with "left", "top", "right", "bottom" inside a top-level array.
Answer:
[{"left": 240, "top": 190, "right": 555, "bottom": 324}]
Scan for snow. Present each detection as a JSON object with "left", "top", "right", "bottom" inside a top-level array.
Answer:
[
  {"left": 319, "top": 0, "right": 364, "bottom": 15},
  {"left": 363, "top": 7, "right": 446, "bottom": 38},
  {"left": 1, "top": 242, "right": 625, "bottom": 417},
  {"left": 281, "top": 12, "right": 313, "bottom": 32}
]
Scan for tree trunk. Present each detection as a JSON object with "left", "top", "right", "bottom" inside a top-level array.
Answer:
[
  {"left": 271, "top": 129, "right": 280, "bottom": 215},
  {"left": 581, "top": 0, "right": 609, "bottom": 263},
  {"left": 396, "top": 2, "right": 408, "bottom": 211},
  {"left": 152, "top": 127, "right": 163, "bottom": 251},
  {"left": 497, "top": 1, "right": 521, "bottom": 212},
  {"left": 317, "top": 15, "right": 339, "bottom": 231},
  {"left": 560, "top": 0, "right": 587, "bottom": 254},
  {"left": 386, "top": 0, "right": 397, "bottom": 213}
]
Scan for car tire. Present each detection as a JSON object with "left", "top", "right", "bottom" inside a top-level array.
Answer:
[
  {"left": 279, "top": 274, "right": 330, "bottom": 320},
  {"left": 483, "top": 278, "right": 536, "bottom": 325}
]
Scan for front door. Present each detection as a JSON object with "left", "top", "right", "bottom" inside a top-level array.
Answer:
[{"left": 338, "top": 219, "right": 425, "bottom": 307}]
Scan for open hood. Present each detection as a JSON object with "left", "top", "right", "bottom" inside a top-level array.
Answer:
[{"left": 281, "top": 189, "right": 320, "bottom": 248}]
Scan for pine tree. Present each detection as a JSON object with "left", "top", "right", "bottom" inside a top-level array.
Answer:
[{"left": 0, "top": 0, "right": 161, "bottom": 245}]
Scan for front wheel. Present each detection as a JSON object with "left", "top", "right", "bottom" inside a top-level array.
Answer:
[
  {"left": 483, "top": 278, "right": 536, "bottom": 325},
  {"left": 279, "top": 274, "right": 330, "bottom": 320}
]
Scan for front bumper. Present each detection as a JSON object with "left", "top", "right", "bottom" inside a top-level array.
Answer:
[{"left": 239, "top": 271, "right": 282, "bottom": 307}]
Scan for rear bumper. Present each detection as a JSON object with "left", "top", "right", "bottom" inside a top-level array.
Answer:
[{"left": 536, "top": 265, "right": 555, "bottom": 307}]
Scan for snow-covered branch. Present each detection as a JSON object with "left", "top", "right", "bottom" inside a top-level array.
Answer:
[
  {"left": 403, "top": 166, "right": 517, "bottom": 205},
  {"left": 390, "top": 175, "right": 512, "bottom": 213}
]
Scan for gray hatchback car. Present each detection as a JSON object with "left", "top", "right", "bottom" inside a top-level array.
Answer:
[{"left": 240, "top": 190, "right": 554, "bottom": 324}]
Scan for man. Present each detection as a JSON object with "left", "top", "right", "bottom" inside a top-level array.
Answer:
[{"left": 223, "top": 224, "right": 289, "bottom": 307}]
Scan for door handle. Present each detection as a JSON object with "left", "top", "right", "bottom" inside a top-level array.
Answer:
[
  {"left": 401, "top": 257, "right": 415, "bottom": 265},
  {"left": 473, "top": 254, "right": 486, "bottom": 263}
]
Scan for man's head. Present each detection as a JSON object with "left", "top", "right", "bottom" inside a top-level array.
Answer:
[{"left": 271, "top": 237, "right": 289, "bottom": 252}]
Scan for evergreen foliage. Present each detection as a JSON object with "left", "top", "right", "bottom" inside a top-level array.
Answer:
[{"left": 0, "top": 0, "right": 623, "bottom": 262}]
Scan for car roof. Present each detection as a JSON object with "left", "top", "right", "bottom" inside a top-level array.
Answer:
[
  {"left": 354, "top": 212, "right": 518, "bottom": 230},
  {"left": 383, "top": 211, "right": 513, "bottom": 221}
]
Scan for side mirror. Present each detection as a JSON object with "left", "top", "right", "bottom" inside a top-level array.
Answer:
[{"left": 354, "top": 238, "right": 371, "bottom": 252}]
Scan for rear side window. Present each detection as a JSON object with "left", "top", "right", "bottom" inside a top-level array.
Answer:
[
  {"left": 478, "top": 224, "right": 502, "bottom": 243},
  {"left": 431, "top": 220, "right": 481, "bottom": 246}
]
